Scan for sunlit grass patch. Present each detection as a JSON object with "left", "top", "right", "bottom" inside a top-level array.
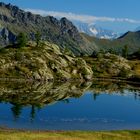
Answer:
[{"left": 0, "top": 130, "right": 140, "bottom": 140}]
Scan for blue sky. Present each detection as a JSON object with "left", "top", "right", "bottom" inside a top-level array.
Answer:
[{"left": 2, "top": 0, "right": 140, "bottom": 33}]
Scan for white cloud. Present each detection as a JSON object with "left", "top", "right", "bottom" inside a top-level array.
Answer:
[{"left": 25, "top": 8, "right": 140, "bottom": 24}]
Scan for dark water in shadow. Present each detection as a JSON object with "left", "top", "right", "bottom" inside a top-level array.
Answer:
[{"left": 0, "top": 80, "right": 140, "bottom": 130}]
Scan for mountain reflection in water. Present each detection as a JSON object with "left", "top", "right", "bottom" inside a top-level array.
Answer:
[
  {"left": 0, "top": 80, "right": 139, "bottom": 120},
  {"left": 0, "top": 80, "right": 140, "bottom": 130}
]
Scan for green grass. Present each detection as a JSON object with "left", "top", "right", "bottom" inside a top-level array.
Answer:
[
  {"left": 129, "top": 60, "right": 140, "bottom": 76},
  {"left": 0, "top": 130, "right": 140, "bottom": 140}
]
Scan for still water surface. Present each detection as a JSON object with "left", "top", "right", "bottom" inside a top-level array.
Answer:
[{"left": 0, "top": 81, "right": 140, "bottom": 130}]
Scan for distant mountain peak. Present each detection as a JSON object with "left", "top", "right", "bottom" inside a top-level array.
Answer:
[
  {"left": 73, "top": 22, "right": 118, "bottom": 39},
  {"left": 118, "top": 31, "right": 132, "bottom": 39}
]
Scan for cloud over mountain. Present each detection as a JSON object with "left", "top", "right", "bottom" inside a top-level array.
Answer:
[{"left": 25, "top": 9, "right": 140, "bottom": 24}]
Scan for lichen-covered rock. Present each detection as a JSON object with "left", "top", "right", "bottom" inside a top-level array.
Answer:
[
  {"left": 56, "top": 69, "right": 72, "bottom": 79},
  {"left": 81, "top": 65, "right": 93, "bottom": 80},
  {"left": 33, "top": 72, "right": 41, "bottom": 80},
  {"left": 0, "top": 41, "right": 93, "bottom": 80},
  {"left": 76, "top": 58, "right": 87, "bottom": 66}
]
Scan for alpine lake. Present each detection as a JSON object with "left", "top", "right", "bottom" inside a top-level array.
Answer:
[{"left": 0, "top": 79, "right": 140, "bottom": 131}]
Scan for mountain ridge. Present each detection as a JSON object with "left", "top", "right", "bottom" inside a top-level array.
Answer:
[
  {"left": 0, "top": 2, "right": 92, "bottom": 55},
  {"left": 1, "top": 2, "right": 140, "bottom": 56}
]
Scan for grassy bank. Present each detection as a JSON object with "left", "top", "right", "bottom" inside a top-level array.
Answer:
[{"left": 0, "top": 130, "right": 140, "bottom": 140}]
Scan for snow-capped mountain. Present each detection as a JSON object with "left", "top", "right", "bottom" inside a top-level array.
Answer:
[{"left": 73, "top": 22, "right": 118, "bottom": 39}]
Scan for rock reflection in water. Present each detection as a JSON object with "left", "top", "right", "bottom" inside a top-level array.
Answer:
[{"left": 0, "top": 80, "right": 140, "bottom": 120}]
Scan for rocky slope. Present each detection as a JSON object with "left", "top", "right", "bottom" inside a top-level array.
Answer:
[
  {"left": 0, "top": 41, "right": 93, "bottom": 81},
  {"left": 0, "top": 2, "right": 95, "bottom": 55},
  {"left": 0, "top": 40, "right": 137, "bottom": 81},
  {"left": 84, "top": 53, "right": 133, "bottom": 78}
]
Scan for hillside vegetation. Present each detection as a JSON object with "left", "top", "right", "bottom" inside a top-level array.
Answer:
[
  {"left": 0, "top": 41, "right": 139, "bottom": 81},
  {"left": 82, "top": 31, "right": 140, "bottom": 55},
  {"left": 0, "top": 41, "right": 93, "bottom": 81},
  {"left": 0, "top": 2, "right": 140, "bottom": 81}
]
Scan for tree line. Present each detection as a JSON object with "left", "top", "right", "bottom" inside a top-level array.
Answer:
[
  {"left": 16, "top": 32, "right": 41, "bottom": 48},
  {"left": 91, "top": 45, "right": 129, "bottom": 59}
]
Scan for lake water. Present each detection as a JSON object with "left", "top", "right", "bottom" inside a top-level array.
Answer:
[{"left": 0, "top": 80, "right": 140, "bottom": 130}]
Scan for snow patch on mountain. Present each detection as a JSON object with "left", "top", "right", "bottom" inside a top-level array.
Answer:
[
  {"left": 73, "top": 22, "right": 118, "bottom": 39},
  {"left": 89, "top": 28, "right": 98, "bottom": 35}
]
